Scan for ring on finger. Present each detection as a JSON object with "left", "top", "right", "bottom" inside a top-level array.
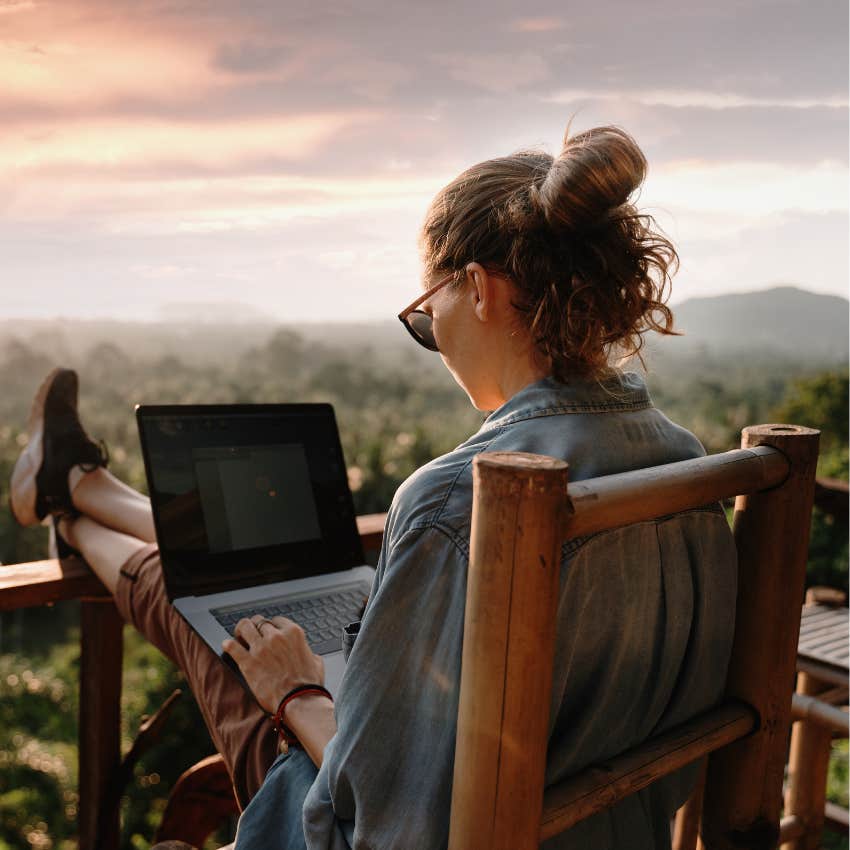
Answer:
[{"left": 255, "top": 618, "right": 276, "bottom": 635}]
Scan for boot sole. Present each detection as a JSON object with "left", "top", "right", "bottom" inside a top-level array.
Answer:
[{"left": 10, "top": 367, "right": 63, "bottom": 527}]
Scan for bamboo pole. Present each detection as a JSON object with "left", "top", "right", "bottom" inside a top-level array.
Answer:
[
  {"left": 673, "top": 759, "right": 708, "bottom": 850},
  {"left": 565, "top": 446, "right": 787, "bottom": 538},
  {"left": 448, "top": 452, "right": 569, "bottom": 850},
  {"left": 805, "top": 685, "right": 848, "bottom": 706},
  {"left": 795, "top": 657, "right": 848, "bottom": 689},
  {"left": 701, "top": 424, "right": 820, "bottom": 850},
  {"left": 540, "top": 702, "right": 756, "bottom": 841},
  {"left": 791, "top": 691, "right": 850, "bottom": 735},
  {"left": 778, "top": 816, "right": 806, "bottom": 844},
  {"left": 782, "top": 674, "right": 836, "bottom": 849},
  {"left": 824, "top": 802, "right": 850, "bottom": 833}
]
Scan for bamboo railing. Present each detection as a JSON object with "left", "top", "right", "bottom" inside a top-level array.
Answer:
[{"left": 448, "top": 424, "right": 821, "bottom": 850}]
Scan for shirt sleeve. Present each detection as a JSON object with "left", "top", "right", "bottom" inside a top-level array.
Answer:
[{"left": 303, "top": 523, "right": 469, "bottom": 850}]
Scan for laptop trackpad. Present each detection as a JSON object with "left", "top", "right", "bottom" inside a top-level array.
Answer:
[
  {"left": 323, "top": 651, "right": 346, "bottom": 698},
  {"left": 221, "top": 647, "right": 346, "bottom": 701}
]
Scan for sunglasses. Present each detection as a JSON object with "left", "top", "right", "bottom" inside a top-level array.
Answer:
[{"left": 397, "top": 273, "right": 455, "bottom": 352}]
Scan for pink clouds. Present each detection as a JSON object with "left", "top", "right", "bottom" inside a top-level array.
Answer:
[
  {"left": 5, "top": 113, "right": 376, "bottom": 174},
  {"left": 0, "top": 1, "right": 270, "bottom": 112},
  {"left": 510, "top": 17, "right": 565, "bottom": 33},
  {"left": 0, "top": 0, "right": 845, "bottom": 322}
]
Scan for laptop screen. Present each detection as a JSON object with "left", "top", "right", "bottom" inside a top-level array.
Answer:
[
  {"left": 136, "top": 404, "right": 365, "bottom": 600},
  {"left": 193, "top": 443, "right": 321, "bottom": 553}
]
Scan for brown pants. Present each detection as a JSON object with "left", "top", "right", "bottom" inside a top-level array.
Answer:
[{"left": 115, "top": 542, "right": 279, "bottom": 809}]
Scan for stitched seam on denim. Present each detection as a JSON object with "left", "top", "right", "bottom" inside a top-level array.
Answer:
[
  {"left": 429, "top": 428, "right": 504, "bottom": 526},
  {"left": 482, "top": 399, "right": 653, "bottom": 431},
  {"left": 390, "top": 520, "right": 470, "bottom": 562},
  {"left": 561, "top": 504, "right": 726, "bottom": 558},
  {"left": 431, "top": 521, "right": 470, "bottom": 560}
]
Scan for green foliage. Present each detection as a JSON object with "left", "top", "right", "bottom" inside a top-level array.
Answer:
[
  {"left": 770, "top": 370, "right": 849, "bottom": 594},
  {"left": 828, "top": 739, "right": 848, "bottom": 808},
  {"left": 0, "top": 639, "right": 79, "bottom": 850},
  {"left": 0, "top": 322, "right": 846, "bottom": 847},
  {"left": 772, "top": 369, "right": 849, "bottom": 479},
  {"left": 822, "top": 740, "right": 849, "bottom": 850}
]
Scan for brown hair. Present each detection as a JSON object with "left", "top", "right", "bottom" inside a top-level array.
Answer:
[{"left": 420, "top": 122, "right": 679, "bottom": 381}]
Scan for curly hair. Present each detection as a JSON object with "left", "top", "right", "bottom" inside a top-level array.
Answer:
[{"left": 419, "top": 121, "right": 679, "bottom": 381}]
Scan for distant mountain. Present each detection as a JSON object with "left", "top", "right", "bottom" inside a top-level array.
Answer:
[
  {"left": 662, "top": 286, "right": 848, "bottom": 361},
  {"left": 0, "top": 286, "right": 846, "bottom": 367}
]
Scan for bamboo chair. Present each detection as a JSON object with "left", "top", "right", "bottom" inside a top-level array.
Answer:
[
  {"left": 448, "top": 424, "right": 820, "bottom": 850},
  {"left": 0, "top": 426, "right": 821, "bottom": 849}
]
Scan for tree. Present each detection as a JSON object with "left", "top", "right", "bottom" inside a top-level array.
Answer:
[
  {"left": 771, "top": 370, "right": 849, "bottom": 592},
  {"left": 772, "top": 370, "right": 848, "bottom": 478}
]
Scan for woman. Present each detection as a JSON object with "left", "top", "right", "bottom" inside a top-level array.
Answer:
[{"left": 11, "top": 123, "right": 737, "bottom": 850}]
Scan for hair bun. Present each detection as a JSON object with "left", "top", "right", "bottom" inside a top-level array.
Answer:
[{"left": 534, "top": 125, "right": 647, "bottom": 233}]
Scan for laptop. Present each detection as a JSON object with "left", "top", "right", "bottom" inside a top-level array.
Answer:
[{"left": 135, "top": 403, "right": 376, "bottom": 695}]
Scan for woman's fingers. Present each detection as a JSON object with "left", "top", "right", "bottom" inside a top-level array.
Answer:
[
  {"left": 251, "top": 613, "right": 273, "bottom": 633},
  {"left": 223, "top": 613, "right": 325, "bottom": 713},
  {"left": 233, "top": 617, "right": 264, "bottom": 647},
  {"left": 232, "top": 615, "right": 301, "bottom": 648},
  {"left": 270, "top": 615, "right": 301, "bottom": 635},
  {"left": 222, "top": 636, "right": 249, "bottom": 663},
  {"left": 210, "top": 618, "right": 334, "bottom": 761}
]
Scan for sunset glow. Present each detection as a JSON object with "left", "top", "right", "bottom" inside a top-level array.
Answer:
[{"left": 1, "top": 0, "right": 846, "bottom": 321}]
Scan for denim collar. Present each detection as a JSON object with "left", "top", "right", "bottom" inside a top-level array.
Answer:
[{"left": 480, "top": 370, "right": 653, "bottom": 432}]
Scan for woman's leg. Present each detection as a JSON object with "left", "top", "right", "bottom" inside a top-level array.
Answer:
[
  {"left": 69, "top": 466, "right": 156, "bottom": 544},
  {"left": 59, "top": 513, "right": 149, "bottom": 594},
  {"left": 10, "top": 364, "right": 278, "bottom": 805},
  {"left": 59, "top": 513, "right": 279, "bottom": 808}
]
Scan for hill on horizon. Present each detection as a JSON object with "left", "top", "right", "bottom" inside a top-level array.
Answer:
[
  {"left": 0, "top": 285, "right": 846, "bottom": 367},
  {"left": 664, "top": 285, "right": 848, "bottom": 361}
]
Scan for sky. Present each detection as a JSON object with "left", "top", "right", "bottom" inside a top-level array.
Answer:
[{"left": 1, "top": 0, "right": 848, "bottom": 322}]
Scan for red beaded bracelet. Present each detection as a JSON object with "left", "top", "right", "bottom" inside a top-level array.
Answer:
[{"left": 271, "top": 684, "right": 333, "bottom": 752}]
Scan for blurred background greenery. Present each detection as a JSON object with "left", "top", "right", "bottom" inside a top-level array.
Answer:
[{"left": 0, "top": 314, "right": 846, "bottom": 849}]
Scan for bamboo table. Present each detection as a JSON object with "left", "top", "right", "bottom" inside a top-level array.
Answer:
[
  {"left": 782, "top": 602, "right": 849, "bottom": 850},
  {"left": 796, "top": 603, "right": 849, "bottom": 688}
]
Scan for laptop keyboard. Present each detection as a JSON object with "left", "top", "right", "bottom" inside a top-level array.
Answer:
[{"left": 211, "top": 583, "right": 370, "bottom": 655}]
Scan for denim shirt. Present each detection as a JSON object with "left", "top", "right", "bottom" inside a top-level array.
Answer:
[{"left": 234, "top": 372, "right": 738, "bottom": 850}]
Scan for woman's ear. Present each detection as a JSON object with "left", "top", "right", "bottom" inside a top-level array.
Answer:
[{"left": 466, "top": 262, "right": 493, "bottom": 322}]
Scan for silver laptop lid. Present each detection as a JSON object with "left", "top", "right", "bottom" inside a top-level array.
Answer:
[{"left": 136, "top": 403, "right": 364, "bottom": 601}]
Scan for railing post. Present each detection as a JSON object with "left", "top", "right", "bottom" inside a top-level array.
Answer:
[
  {"left": 702, "top": 425, "right": 820, "bottom": 850},
  {"left": 673, "top": 758, "right": 707, "bottom": 850},
  {"left": 781, "top": 672, "right": 834, "bottom": 850},
  {"left": 448, "top": 451, "right": 569, "bottom": 850},
  {"left": 78, "top": 598, "right": 123, "bottom": 850}
]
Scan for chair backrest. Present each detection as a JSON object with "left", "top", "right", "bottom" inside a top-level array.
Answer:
[{"left": 448, "top": 424, "right": 820, "bottom": 850}]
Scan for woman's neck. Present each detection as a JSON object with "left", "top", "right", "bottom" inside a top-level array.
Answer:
[{"left": 489, "top": 352, "right": 552, "bottom": 409}]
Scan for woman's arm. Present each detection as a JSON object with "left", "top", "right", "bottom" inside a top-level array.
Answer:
[
  {"left": 223, "top": 615, "right": 337, "bottom": 768},
  {"left": 284, "top": 693, "right": 337, "bottom": 768},
  {"left": 225, "top": 524, "right": 469, "bottom": 849},
  {"left": 303, "top": 525, "right": 470, "bottom": 850}
]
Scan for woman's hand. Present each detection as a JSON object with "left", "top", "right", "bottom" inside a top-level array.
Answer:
[{"left": 223, "top": 614, "right": 325, "bottom": 714}]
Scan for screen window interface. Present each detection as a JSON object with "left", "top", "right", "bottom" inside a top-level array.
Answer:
[
  {"left": 142, "top": 410, "right": 359, "bottom": 586},
  {"left": 194, "top": 444, "right": 319, "bottom": 552}
]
